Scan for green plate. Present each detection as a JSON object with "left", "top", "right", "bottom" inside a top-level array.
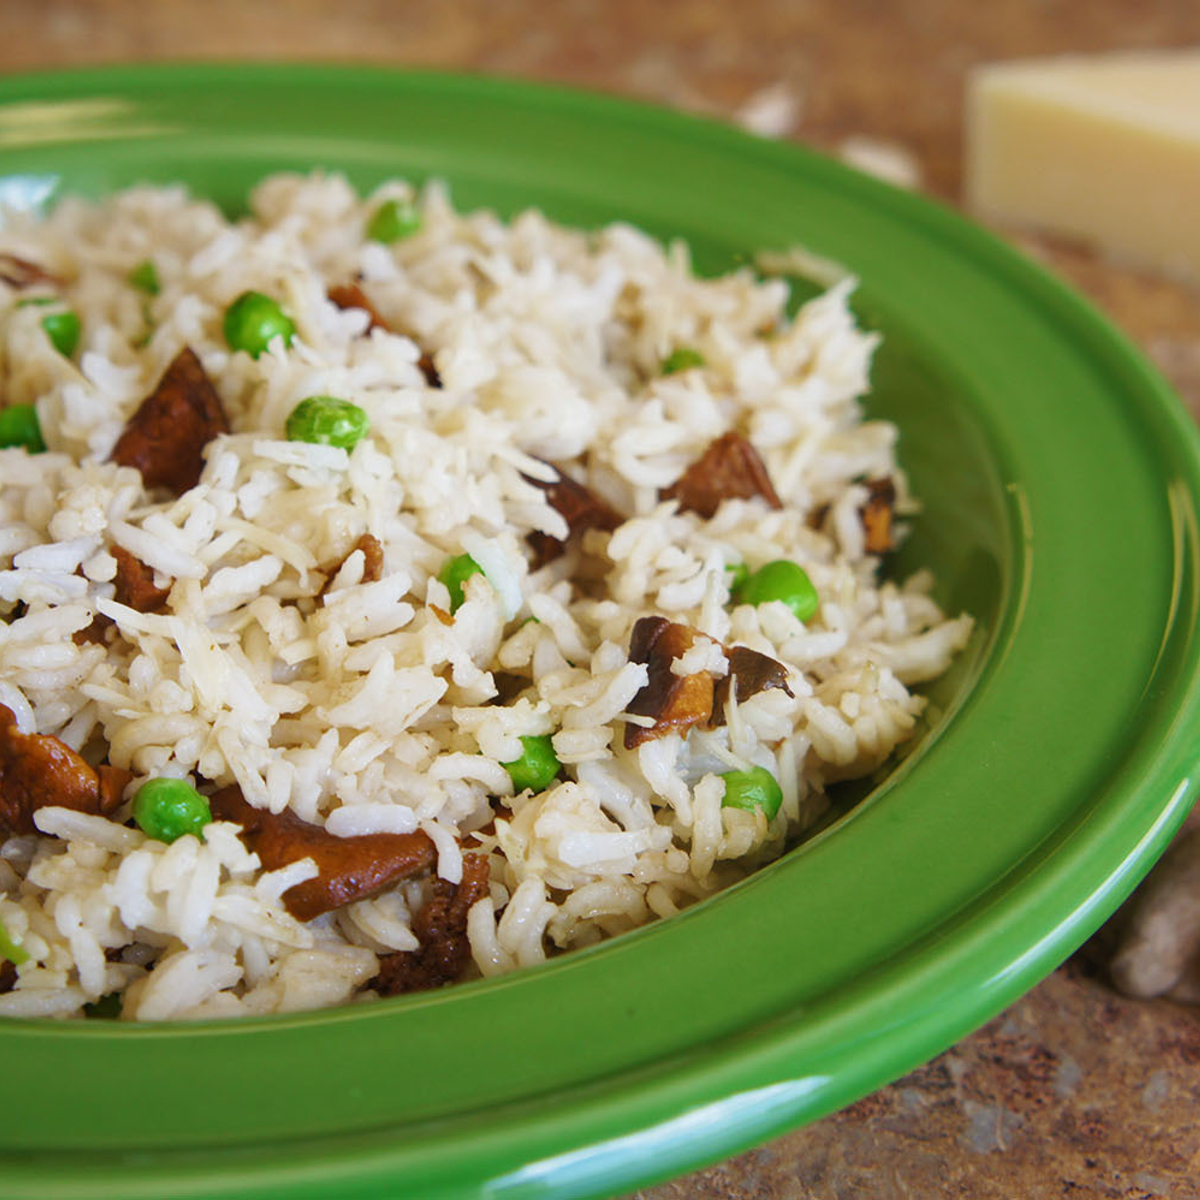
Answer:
[{"left": 1, "top": 65, "right": 1198, "bottom": 1200}]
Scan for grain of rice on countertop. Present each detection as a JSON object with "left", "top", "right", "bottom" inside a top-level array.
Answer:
[{"left": 0, "top": 173, "right": 972, "bottom": 1020}]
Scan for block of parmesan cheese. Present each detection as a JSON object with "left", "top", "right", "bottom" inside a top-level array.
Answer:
[{"left": 966, "top": 50, "right": 1200, "bottom": 284}]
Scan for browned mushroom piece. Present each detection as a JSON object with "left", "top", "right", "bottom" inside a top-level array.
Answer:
[
  {"left": 522, "top": 462, "right": 624, "bottom": 568},
  {"left": 356, "top": 533, "right": 384, "bottom": 583},
  {"left": 110, "top": 546, "right": 172, "bottom": 613},
  {"left": 111, "top": 347, "right": 230, "bottom": 496},
  {"left": 0, "top": 703, "right": 132, "bottom": 834},
  {"left": 661, "top": 431, "right": 783, "bottom": 520},
  {"left": 328, "top": 283, "right": 442, "bottom": 387},
  {"left": 320, "top": 532, "right": 384, "bottom": 595},
  {"left": 208, "top": 785, "right": 437, "bottom": 922},
  {"left": 0, "top": 959, "right": 16, "bottom": 993},
  {"left": 73, "top": 548, "right": 170, "bottom": 647},
  {"left": 415, "top": 352, "right": 442, "bottom": 388},
  {"left": 327, "top": 283, "right": 388, "bottom": 332},
  {"left": 371, "top": 851, "right": 490, "bottom": 995},
  {"left": 861, "top": 477, "right": 897, "bottom": 555},
  {"left": 97, "top": 765, "right": 134, "bottom": 815},
  {"left": 72, "top": 619, "right": 111, "bottom": 647},
  {"left": 711, "top": 645, "right": 794, "bottom": 725},
  {"left": 805, "top": 501, "right": 830, "bottom": 532},
  {"left": 462, "top": 806, "right": 510, "bottom": 849},
  {"left": 489, "top": 672, "right": 531, "bottom": 706},
  {"left": 623, "top": 616, "right": 718, "bottom": 750},
  {"left": 624, "top": 620, "right": 794, "bottom": 747},
  {"left": 0, "top": 253, "right": 60, "bottom": 289}
]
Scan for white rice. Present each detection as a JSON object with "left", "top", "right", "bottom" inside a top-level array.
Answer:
[{"left": 0, "top": 173, "right": 972, "bottom": 1020}]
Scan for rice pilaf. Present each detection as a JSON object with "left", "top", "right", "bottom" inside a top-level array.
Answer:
[{"left": 0, "top": 174, "right": 972, "bottom": 1019}]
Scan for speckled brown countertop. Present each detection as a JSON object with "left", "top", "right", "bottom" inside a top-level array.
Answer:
[{"left": 4, "top": 3, "right": 1200, "bottom": 1196}]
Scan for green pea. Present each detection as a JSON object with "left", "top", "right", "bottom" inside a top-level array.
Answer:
[
  {"left": 732, "top": 559, "right": 819, "bottom": 622},
  {"left": 0, "top": 919, "right": 30, "bottom": 967},
  {"left": 437, "top": 553, "right": 484, "bottom": 614},
  {"left": 222, "top": 290, "right": 296, "bottom": 359},
  {"left": 719, "top": 765, "right": 783, "bottom": 821},
  {"left": 129, "top": 259, "right": 160, "bottom": 296},
  {"left": 14, "top": 297, "right": 84, "bottom": 357},
  {"left": 285, "top": 396, "right": 370, "bottom": 450},
  {"left": 502, "top": 734, "right": 561, "bottom": 793},
  {"left": 133, "top": 301, "right": 155, "bottom": 349},
  {"left": 40, "top": 308, "right": 81, "bottom": 357},
  {"left": 366, "top": 198, "right": 422, "bottom": 243},
  {"left": 661, "top": 347, "right": 705, "bottom": 375},
  {"left": 132, "top": 778, "right": 212, "bottom": 844},
  {"left": 0, "top": 404, "right": 46, "bottom": 453},
  {"left": 724, "top": 562, "right": 750, "bottom": 593},
  {"left": 83, "top": 991, "right": 123, "bottom": 1019}
]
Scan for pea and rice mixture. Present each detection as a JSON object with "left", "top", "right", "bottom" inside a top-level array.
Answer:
[{"left": 0, "top": 174, "right": 972, "bottom": 1020}]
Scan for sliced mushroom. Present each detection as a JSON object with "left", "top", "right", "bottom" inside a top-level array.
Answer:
[
  {"left": 711, "top": 645, "right": 794, "bottom": 724},
  {"left": 0, "top": 703, "right": 131, "bottom": 834},
  {"left": 489, "top": 672, "right": 531, "bottom": 706},
  {"left": 208, "top": 785, "right": 436, "bottom": 922},
  {"left": 73, "top": 548, "right": 169, "bottom": 647},
  {"left": 624, "top": 620, "right": 793, "bottom": 747},
  {"left": 320, "top": 532, "right": 384, "bottom": 595},
  {"left": 623, "top": 617, "right": 718, "bottom": 750},
  {"left": 327, "top": 282, "right": 388, "bottom": 332},
  {"left": 806, "top": 501, "right": 830, "bottom": 532},
  {"left": 96, "top": 767, "right": 132, "bottom": 812},
  {"left": 522, "top": 462, "right": 624, "bottom": 568},
  {"left": 661, "top": 431, "right": 782, "bottom": 519},
  {"left": 111, "top": 346, "right": 229, "bottom": 496},
  {"left": 111, "top": 546, "right": 172, "bottom": 613},
  {"left": 328, "top": 283, "right": 441, "bottom": 387},
  {"left": 372, "top": 851, "right": 490, "bottom": 995},
  {"left": 415, "top": 352, "right": 442, "bottom": 388},
  {"left": 0, "top": 253, "right": 60, "bottom": 290},
  {"left": 861, "top": 476, "right": 897, "bottom": 554},
  {"left": 72, "top": 621, "right": 110, "bottom": 647}
]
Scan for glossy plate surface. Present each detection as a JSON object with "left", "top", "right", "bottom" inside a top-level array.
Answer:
[{"left": 1, "top": 65, "right": 1199, "bottom": 1200}]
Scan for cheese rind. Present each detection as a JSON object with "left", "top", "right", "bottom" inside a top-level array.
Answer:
[{"left": 966, "top": 50, "right": 1200, "bottom": 285}]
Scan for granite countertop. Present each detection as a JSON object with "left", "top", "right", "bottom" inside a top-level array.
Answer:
[{"left": 4, "top": 2, "right": 1200, "bottom": 1195}]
